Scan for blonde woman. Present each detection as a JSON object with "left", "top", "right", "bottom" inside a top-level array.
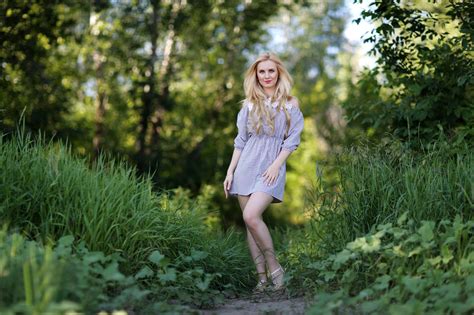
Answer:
[{"left": 223, "top": 52, "right": 304, "bottom": 294}]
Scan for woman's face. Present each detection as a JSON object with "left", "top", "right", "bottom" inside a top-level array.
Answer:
[{"left": 256, "top": 60, "right": 278, "bottom": 90}]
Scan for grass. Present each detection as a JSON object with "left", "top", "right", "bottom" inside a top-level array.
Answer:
[
  {"left": 306, "top": 142, "right": 474, "bottom": 256},
  {"left": 0, "top": 127, "right": 255, "bottom": 303},
  {"left": 3, "top": 124, "right": 472, "bottom": 313}
]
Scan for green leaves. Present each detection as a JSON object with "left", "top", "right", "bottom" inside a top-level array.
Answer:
[
  {"left": 148, "top": 250, "right": 166, "bottom": 266},
  {"left": 102, "top": 261, "right": 125, "bottom": 282},
  {"left": 418, "top": 221, "right": 434, "bottom": 243},
  {"left": 343, "top": 0, "right": 474, "bottom": 149},
  {"left": 305, "top": 214, "right": 474, "bottom": 314},
  {"left": 134, "top": 266, "right": 153, "bottom": 280}
]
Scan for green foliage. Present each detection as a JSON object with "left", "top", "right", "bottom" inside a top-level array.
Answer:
[
  {"left": 344, "top": 0, "right": 474, "bottom": 148},
  {"left": 0, "top": 0, "right": 351, "bottom": 226},
  {"left": 0, "top": 227, "right": 188, "bottom": 314},
  {"left": 279, "top": 142, "right": 474, "bottom": 312},
  {"left": 0, "top": 129, "right": 256, "bottom": 307},
  {"left": 305, "top": 214, "right": 474, "bottom": 314},
  {"left": 307, "top": 141, "right": 473, "bottom": 256},
  {"left": 0, "top": 224, "right": 247, "bottom": 313},
  {"left": 0, "top": 1, "right": 81, "bottom": 135}
]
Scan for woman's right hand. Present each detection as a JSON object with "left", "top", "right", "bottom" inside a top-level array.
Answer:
[{"left": 223, "top": 173, "right": 233, "bottom": 199}]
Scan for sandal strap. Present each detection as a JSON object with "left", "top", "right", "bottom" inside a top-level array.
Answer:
[{"left": 270, "top": 266, "right": 284, "bottom": 277}]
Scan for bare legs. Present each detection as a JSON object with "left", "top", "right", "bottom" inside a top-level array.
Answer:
[{"left": 237, "top": 192, "right": 284, "bottom": 287}]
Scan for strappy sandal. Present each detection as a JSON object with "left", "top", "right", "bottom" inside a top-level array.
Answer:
[
  {"left": 270, "top": 265, "right": 286, "bottom": 292},
  {"left": 252, "top": 276, "right": 270, "bottom": 294},
  {"left": 252, "top": 255, "right": 270, "bottom": 294}
]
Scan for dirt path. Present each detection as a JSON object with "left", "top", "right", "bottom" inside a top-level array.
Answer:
[{"left": 191, "top": 292, "right": 311, "bottom": 315}]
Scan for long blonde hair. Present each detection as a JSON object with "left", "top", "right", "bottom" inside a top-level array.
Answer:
[{"left": 242, "top": 52, "right": 293, "bottom": 138}]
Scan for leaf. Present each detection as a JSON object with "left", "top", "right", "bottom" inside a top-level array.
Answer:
[
  {"left": 323, "top": 271, "right": 336, "bottom": 281},
  {"left": 332, "top": 249, "right": 353, "bottom": 270},
  {"left": 418, "top": 221, "right": 435, "bottom": 243},
  {"left": 361, "top": 300, "right": 383, "bottom": 313},
  {"left": 465, "top": 275, "right": 474, "bottom": 292},
  {"left": 357, "top": 288, "right": 374, "bottom": 299},
  {"left": 409, "top": 84, "right": 422, "bottom": 96},
  {"left": 159, "top": 268, "right": 177, "bottom": 283},
  {"left": 397, "top": 211, "right": 409, "bottom": 226},
  {"left": 83, "top": 251, "right": 105, "bottom": 265},
  {"left": 401, "top": 276, "right": 424, "bottom": 294},
  {"left": 373, "top": 275, "right": 391, "bottom": 291},
  {"left": 103, "top": 261, "right": 126, "bottom": 282},
  {"left": 348, "top": 236, "right": 381, "bottom": 253},
  {"left": 393, "top": 245, "right": 406, "bottom": 257},
  {"left": 148, "top": 250, "right": 165, "bottom": 265},
  {"left": 134, "top": 266, "right": 154, "bottom": 279},
  {"left": 196, "top": 274, "right": 213, "bottom": 291},
  {"left": 440, "top": 245, "right": 453, "bottom": 264},
  {"left": 190, "top": 249, "right": 208, "bottom": 261},
  {"left": 427, "top": 256, "right": 442, "bottom": 266},
  {"left": 57, "top": 235, "right": 74, "bottom": 247},
  {"left": 118, "top": 286, "right": 151, "bottom": 301}
]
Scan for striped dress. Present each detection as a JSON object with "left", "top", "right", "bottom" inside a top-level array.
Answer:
[{"left": 228, "top": 97, "right": 304, "bottom": 203}]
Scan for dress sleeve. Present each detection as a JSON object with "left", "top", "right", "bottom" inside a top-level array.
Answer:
[
  {"left": 233, "top": 103, "right": 250, "bottom": 150},
  {"left": 281, "top": 106, "right": 304, "bottom": 153}
]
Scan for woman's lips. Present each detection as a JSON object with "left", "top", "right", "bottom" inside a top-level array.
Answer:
[{"left": 264, "top": 80, "right": 272, "bottom": 83}]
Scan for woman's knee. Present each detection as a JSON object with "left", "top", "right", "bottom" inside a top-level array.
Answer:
[{"left": 243, "top": 210, "right": 261, "bottom": 228}]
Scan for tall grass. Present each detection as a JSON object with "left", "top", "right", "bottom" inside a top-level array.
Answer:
[
  {"left": 0, "top": 128, "right": 253, "bottom": 291},
  {"left": 308, "top": 142, "right": 474, "bottom": 256},
  {"left": 280, "top": 141, "right": 474, "bottom": 307}
]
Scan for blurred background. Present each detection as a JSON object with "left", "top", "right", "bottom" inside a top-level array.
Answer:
[{"left": 1, "top": 0, "right": 472, "bottom": 229}]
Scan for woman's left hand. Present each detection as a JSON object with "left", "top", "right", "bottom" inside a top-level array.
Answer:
[{"left": 262, "top": 164, "right": 280, "bottom": 186}]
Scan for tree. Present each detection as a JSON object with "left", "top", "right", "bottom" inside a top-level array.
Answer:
[{"left": 343, "top": 0, "right": 474, "bottom": 148}]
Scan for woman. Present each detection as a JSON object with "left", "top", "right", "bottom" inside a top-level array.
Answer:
[{"left": 223, "top": 52, "right": 304, "bottom": 294}]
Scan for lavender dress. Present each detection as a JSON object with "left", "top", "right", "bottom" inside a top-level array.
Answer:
[{"left": 229, "top": 97, "right": 304, "bottom": 203}]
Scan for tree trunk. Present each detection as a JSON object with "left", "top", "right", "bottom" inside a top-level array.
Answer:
[
  {"left": 92, "top": 51, "right": 107, "bottom": 160},
  {"left": 150, "top": 0, "right": 184, "bottom": 162},
  {"left": 136, "top": 0, "right": 160, "bottom": 171}
]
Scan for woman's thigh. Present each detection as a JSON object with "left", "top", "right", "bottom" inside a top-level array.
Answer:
[
  {"left": 243, "top": 191, "right": 273, "bottom": 218},
  {"left": 237, "top": 194, "right": 251, "bottom": 212}
]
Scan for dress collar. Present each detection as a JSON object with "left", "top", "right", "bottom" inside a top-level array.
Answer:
[
  {"left": 248, "top": 97, "right": 292, "bottom": 111},
  {"left": 264, "top": 96, "right": 282, "bottom": 108}
]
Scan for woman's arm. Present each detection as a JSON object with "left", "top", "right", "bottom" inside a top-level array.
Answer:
[
  {"left": 224, "top": 148, "right": 242, "bottom": 198},
  {"left": 271, "top": 149, "right": 292, "bottom": 169},
  {"left": 226, "top": 148, "right": 242, "bottom": 175}
]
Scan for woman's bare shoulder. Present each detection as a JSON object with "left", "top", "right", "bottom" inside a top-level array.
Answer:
[
  {"left": 287, "top": 96, "right": 300, "bottom": 109},
  {"left": 241, "top": 98, "right": 253, "bottom": 111}
]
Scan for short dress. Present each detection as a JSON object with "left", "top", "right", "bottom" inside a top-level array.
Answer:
[{"left": 228, "top": 97, "right": 304, "bottom": 203}]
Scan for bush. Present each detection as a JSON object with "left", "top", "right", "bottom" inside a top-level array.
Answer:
[
  {"left": 306, "top": 213, "right": 474, "bottom": 314},
  {"left": 0, "top": 228, "right": 183, "bottom": 314},
  {"left": 0, "top": 128, "right": 255, "bottom": 309},
  {"left": 343, "top": 1, "right": 474, "bottom": 148},
  {"left": 307, "top": 142, "right": 473, "bottom": 256}
]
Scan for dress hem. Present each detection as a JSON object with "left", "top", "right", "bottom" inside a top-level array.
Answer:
[{"left": 229, "top": 190, "right": 283, "bottom": 204}]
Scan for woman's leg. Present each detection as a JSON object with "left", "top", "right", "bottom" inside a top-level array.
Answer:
[
  {"left": 237, "top": 194, "right": 267, "bottom": 282},
  {"left": 242, "top": 192, "right": 283, "bottom": 285}
]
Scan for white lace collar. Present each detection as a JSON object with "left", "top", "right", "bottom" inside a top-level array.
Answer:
[{"left": 247, "top": 98, "right": 293, "bottom": 111}]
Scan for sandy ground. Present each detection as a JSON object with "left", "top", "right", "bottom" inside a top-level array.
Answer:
[{"left": 189, "top": 291, "right": 311, "bottom": 315}]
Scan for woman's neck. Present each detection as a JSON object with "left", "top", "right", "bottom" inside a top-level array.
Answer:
[{"left": 263, "top": 87, "right": 275, "bottom": 98}]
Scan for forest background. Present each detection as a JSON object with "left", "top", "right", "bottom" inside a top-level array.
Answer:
[
  {"left": 1, "top": 0, "right": 383, "bottom": 229},
  {"left": 1, "top": 0, "right": 473, "bottom": 313},
  {"left": 2, "top": 0, "right": 471, "bottom": 227}
]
